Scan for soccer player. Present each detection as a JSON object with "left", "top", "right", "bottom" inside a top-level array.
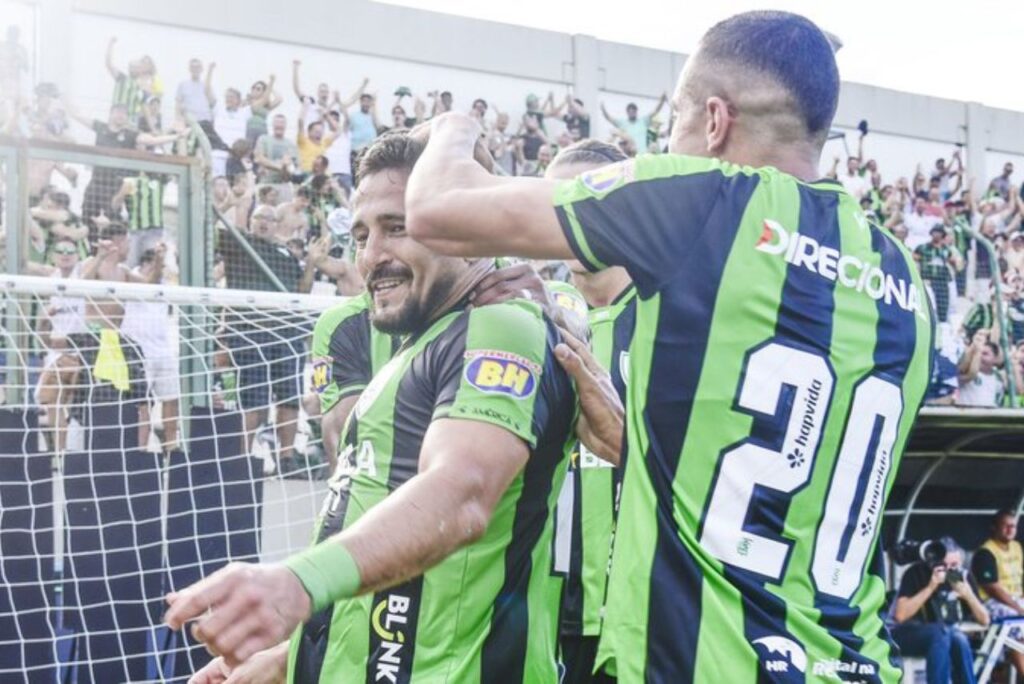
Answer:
[
  {"left": 545, "top": 141, "right": 635, "bottom": 684},
  {"left": 403, "top": 11, "right": 933, "bottom": 682},
  {"left": 166, "top": 132, "right": 576, "bottom": 683}
]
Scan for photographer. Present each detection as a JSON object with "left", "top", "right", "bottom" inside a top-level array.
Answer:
[{"left": 892, "top": 537, "right": 989, "bottom": 684}]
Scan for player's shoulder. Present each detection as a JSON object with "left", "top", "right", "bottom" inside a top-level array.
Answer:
[
  {"left": 313, "top": 292, "right": 371, "bottom": 337},
  {"left": 446, "top": 300, "right": 552, "bottom": 355}
]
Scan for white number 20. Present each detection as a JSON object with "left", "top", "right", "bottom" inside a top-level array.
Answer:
[{"left": 699, "top": 342, "right": 903, "bottom": 600}]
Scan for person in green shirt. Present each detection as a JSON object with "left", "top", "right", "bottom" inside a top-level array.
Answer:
[
  {"left": 913, "top": 225, "right": 963, "bottom": 323},
  {"left": 543, "top": 140, "right": 636, "bottom": 684},
  {"left": 400, "top": 10, "right": 932, "bottom": 682},
  {"left": 168, "top": 132, "right": 576, "bottom": 684}
]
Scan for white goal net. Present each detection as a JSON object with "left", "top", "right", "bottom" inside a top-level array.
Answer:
[{"left": 0, "top": 274, "right": 340, "bottom": 683}]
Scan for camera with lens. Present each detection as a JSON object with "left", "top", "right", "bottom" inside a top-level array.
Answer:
[{"left": 892, "top": 539, "right": 947, "bottom": 566}]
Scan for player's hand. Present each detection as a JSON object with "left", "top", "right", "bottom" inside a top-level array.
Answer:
[
  {"left": 163, "top": 562, "right": 311, "bottom": 669},
  {"left": 409, "top": 114, "right": 494, "bottom": 173},
  {"left": 555, "top": 329, "right": 624, "bottom": 465},
  {"left": 928, "top": 565, "right": 947, "bottom": 589},
  {"left": 188, "top": 642, "right": 289, "bottom": 684},
  {"left": 469, "top": 263, "right": 553, "bottom": 312}
]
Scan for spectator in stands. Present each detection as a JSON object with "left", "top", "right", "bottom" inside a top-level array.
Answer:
[
  {"left": 904, "top": 196, "right": 943, "bottom": 251},
  {"left": 110, "top": 172, "right": 168, "bottom": 267},
  {"left": 219, "top": 204, "right": 327, "bottom": 474},
  {"left": 835, "top": 154, "right": 870, "bottom": 200},
  {"left": 26, "top": 81, "right": 69, "bottom": 141},
  {"left": 28, "top": 188, "right": 87, "bottom": 264},
  {"left": 321, "top": 110, "right": 352, "bottom": 190},
  {"left": 346, "top": 78, "right": 378, "bottom": 158},
  {"left": 103, "top": 37, "right": 163, "bottom": 127},
  {"left": 290, "top": 60, "right": 333, "bottom": 116},
  {"left": 275, "top": 186, "right": 311, "bottom": 243},
  {"left": 175, "top": 58, "right": 225, "bottom": 148},
  {"left": 516, "top": 115, "right": 548, "bottom": 176},
  {"left": 931, "top": 152, "right": 963, "bottom": 200},
  {"left": 488, "top": 111, "right": 515, "bottom": 175},
  {"left": 469, "top": 97, "right": 488, "bottom": 123},
  {"left": 958, "top": 331, "right": 1006, "bottom": 407},
  {"left": 892, "top": 536, "right": 988, "bottom": 684},
  {"left": 973, "top": 216, "right": 1004, "bottom": 304},
  {"left": 429, "top": 89, "right": 453, "bottom": 117},
  {"left": 1010, "top": 343, "right": 1024, "bottom": 403},
  {"left": 210, "top": 78, "right": 252, "bottom": 176},
  {"left": 66, "top": 100, "right": 181, "bottom": 233},
  {"left": 254, "top": 113, "right": 298, "bottom": 200},
  {"left": 296, "top": 105, "right": 336, "bottom": 174},
  {"left": 989, "top": 162, "right": 1015, "bottom": 201},
  {"left": 562, "top": 95, "right": 590, "bottom": 139},
  {"left": 600, "top": 95, "right": 667, "bottom": 153},
  {"left": 121, "top": 247, "right": 179, "bottom": 452},
  {"left": 914, "top": 225, "right": 963, "bottom": 324},
  {"left": 244, "top": 76, "right": 282, "bottom": 145},
  {"left": 973, "top": 510, "right": 1024, "bottom": 676}
]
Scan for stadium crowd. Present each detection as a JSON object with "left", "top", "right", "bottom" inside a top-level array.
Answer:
[{"left": 4, "top": 23, "right": 1024, "bottom": 461}]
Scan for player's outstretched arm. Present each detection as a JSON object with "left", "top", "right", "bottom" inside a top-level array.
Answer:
[
  {"left": 406, "top": 112, "right": 573, "bottom": 260},
  {"left": 165, "top": 419, "right": 526, "bottom": 666}
]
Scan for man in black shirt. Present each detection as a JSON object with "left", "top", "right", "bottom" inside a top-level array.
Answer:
[
  {"left": 67, "top": 102, "right": 181, "bottom": 232},
  {"left": 892, "top": 537, "right": 989, "bottom": 684}
]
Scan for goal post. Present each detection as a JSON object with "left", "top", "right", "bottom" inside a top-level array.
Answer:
[{"left": 0, "top": 274, "right": 340, "bottom": 681}]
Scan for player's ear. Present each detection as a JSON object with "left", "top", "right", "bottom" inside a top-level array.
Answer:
[{"left": 704, "top": 96, "right": 733, "bottom": 155}]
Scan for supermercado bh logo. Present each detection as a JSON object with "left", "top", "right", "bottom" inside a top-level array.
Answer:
[{"left": 464, "top": 350, "right": 540, "bottom": 399}]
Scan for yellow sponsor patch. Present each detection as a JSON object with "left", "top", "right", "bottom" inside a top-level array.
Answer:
[
  {"left": 580, "top": 159, "right": 635, "bottom": 194},
  {"left": 311, "top": 356, "right": 332, "bottom": 393},
  {"left": 464, "top": 350, "right": 540, "bottom": 399}
]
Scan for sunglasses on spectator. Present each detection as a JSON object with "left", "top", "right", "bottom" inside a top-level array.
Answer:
[{"left": 52, "top": 246, "right": 77, "bottom": 255}]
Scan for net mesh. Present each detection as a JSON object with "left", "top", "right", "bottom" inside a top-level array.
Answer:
[{"left": 0, "top": 274, "right": 338, "bottom": 682}]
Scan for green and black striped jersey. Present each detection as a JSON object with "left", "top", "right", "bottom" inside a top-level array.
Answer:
[
  {"left": 125, "top": 174, "right": 166, "bottom": 231},
  {"left": 561, "top": 285, "right": 636, "bottom": 638},
  {"left": 554, "top": 155, "right": 933, "bottom": 683},
  {"left": 289, "top": 300, "right": 576, "bottom": 683},
  {"left": 110, "top": 72, "right": 145, "bottom": 125},
  {"left": 310, "top": 293, "right": 400, "bottom": 415}
]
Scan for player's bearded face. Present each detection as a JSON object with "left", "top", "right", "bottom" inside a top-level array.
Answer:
[
  {"left": 366, "top": 259, "right": 459, "bottom": 335},
  {"left": 355, "top": 170, "right": 465, "bottom": 335}
]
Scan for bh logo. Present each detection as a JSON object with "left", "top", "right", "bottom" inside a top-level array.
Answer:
[{"left": 464, "top": 351, "right": 539, "bottom": 399}]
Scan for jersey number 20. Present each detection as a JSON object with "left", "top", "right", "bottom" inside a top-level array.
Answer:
[{"left": 699, "top": 341, "right": 903, "bottom": 600}]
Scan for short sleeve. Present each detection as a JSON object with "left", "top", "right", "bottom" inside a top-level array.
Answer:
[
  {"left": 552, "top": 155, "right": 739, "bottom": 295},
  {"left": 432, "top": 302, "right": 552, "bottom": 447},
  {"left": 897, "top": 564, "right": 927, "bottom": 598},
  {"left": 972, "top": 548, "right": 999, "bottom": 585},
  {"left": 311, "top": 302, "right": 373, "bottom": 413}
]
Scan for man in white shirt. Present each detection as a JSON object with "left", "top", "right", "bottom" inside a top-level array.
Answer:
[
  {"left": 212, "top": 87, "right": 251, "bottom": 177},
  {"left": 904, "top": 196, "right": 942, "bottom": 251},
  {"left": 839, "top": 156, "right": 870, "bottom": 199},
  {"left": 958, "top": 331, "right": 1006, "bottom": 407}
]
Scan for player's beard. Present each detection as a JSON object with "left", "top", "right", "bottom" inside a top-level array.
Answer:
[{"left": 369, "top": 265, "right": 460, "bottom": 336}]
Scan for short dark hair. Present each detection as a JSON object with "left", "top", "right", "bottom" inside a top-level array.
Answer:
[
  {"left": 48, "top": 190, "right": 71, "bottom": 209},
  {"left": 993, "top": 509, "right": 1018, "bottom": 527},
  {"left": 550, "top": 139, "right": 628, "bottom": 169},
  {"left": 355, "top": 131, "right": 425, "bottom": 186},
  {"left": 626, "top": 102, "right": 638, "bottom": 111},
  {"left": 139, "top": 248, "right": 157, "bottom": 264},
  {"left": 699, "top": 10, "right": 839, "bottom": 138},
  {"left": 307, "top": 121, "right": 322, "bottom": 134},
  {"left": 257, "top": 186, "right": 277, "bottom": 201},
  {"left": 295, "top": 186, "right": 313, "bottom": 200},
  {"left": 473, "top": 98, "right": 487, "bottom": 109}
]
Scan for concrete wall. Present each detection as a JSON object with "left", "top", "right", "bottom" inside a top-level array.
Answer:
[{"left": 18, "top": 0, "right": 1024, "bottom": 184}]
